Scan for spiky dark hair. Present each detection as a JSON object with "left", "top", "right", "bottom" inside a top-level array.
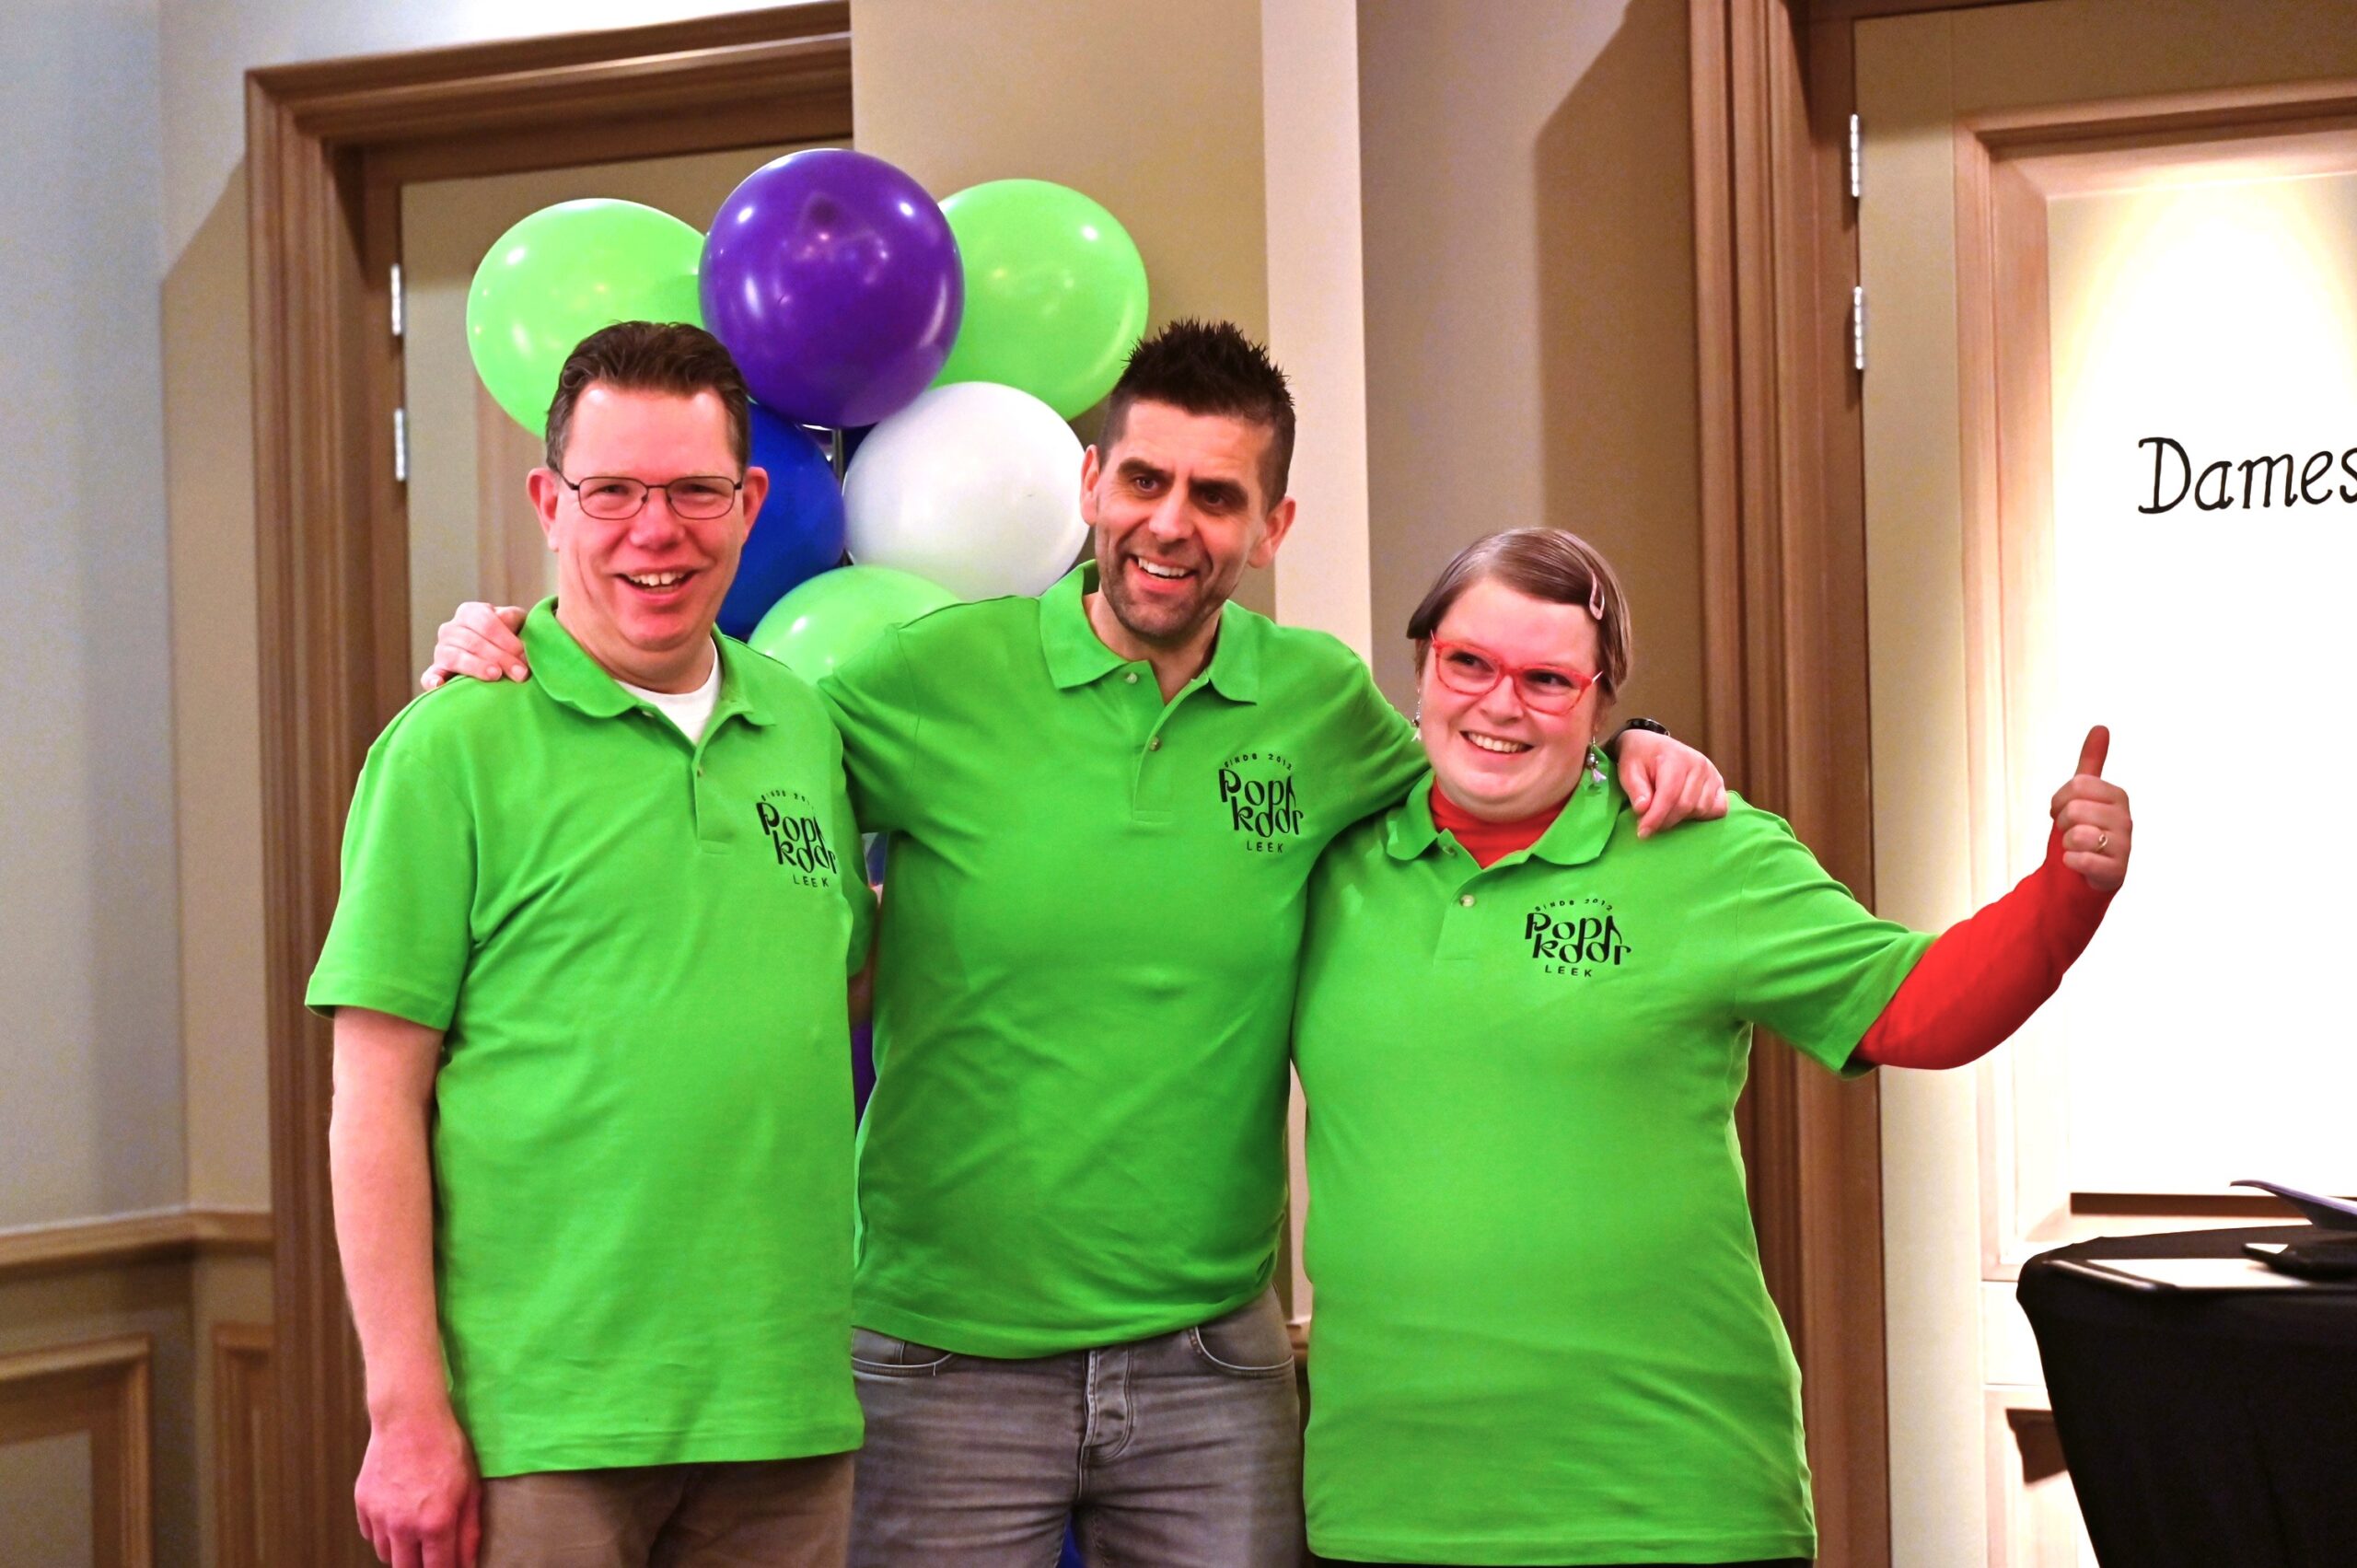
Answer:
[{"left": 1100, "top": 319, "right": 1295, "bottom": 505}]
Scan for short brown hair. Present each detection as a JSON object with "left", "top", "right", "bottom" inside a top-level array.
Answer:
[
  {"left": 1101, "top": 319, "right": 1295, "bottom": 505},
  {"left": 543, "top": 320, "right": 752, "bottom": 472},
  {"left": 1406, "top": 528, "right": 1633, "bottom": 698}
]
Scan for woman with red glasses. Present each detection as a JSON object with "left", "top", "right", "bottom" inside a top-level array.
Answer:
[{"left": 1292, "top": 528, "right": 2132, "bottom": 1568}]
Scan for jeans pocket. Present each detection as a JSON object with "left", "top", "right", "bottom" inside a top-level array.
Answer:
[
  {"left": 1185, "top": 1292, "right": 1296, "bottom": 1376},
  {"left": 851, "top": 1326, "right": 957, "bottom": 1376}
]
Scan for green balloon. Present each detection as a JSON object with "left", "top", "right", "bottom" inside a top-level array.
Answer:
[
  {"left": 467, "top": 199, "right": 705, "bottom": 433},
  {"left": 749, "top": 565, "right": 958, "bottom": 685},
  {"left": 933, "top": 180, "right": 1149, "bottom": 419}
]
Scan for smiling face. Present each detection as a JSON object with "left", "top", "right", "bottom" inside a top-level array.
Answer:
[
  {"left": 1417, "top": 575, "right": 1610, "bottom": 821},
  {"left": 528, "top": 383, "right": 768, "bottom": 691},
  {"left": 1079, "top": 399, "right": 1296, "bottom": 651}
]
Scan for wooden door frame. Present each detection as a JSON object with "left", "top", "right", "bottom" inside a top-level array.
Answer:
[
  {"left": 246, "top": 10, "right": 850, "bottom": 1561},
  {"left": 1688, "top": 3, "right": 2044, "bottom": 1562}
]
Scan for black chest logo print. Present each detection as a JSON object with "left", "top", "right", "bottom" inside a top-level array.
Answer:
[
  {"left": 1217, "top": 751, "right": 1304, "bottom": 854},
  {"left": 1523, "top": 895, "right": 1631, "bottom": 978},
  {"left": 755, "top": 789, "right": 839, "bottom": 888}
]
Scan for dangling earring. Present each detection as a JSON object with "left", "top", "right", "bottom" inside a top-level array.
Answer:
[
  {"left": 1411, "top": 705, "right": 1422, "bottom": 726},
  {"left": 1587, "top": 743, "right": 1609, "bottom": 787}
]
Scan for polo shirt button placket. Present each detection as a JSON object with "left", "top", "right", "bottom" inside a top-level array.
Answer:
[
  {"left": 1434, "top": 877, "right": 1489, "bottom": 961},
  {"left": 691, "top": 746, "right": 725, "bottom": 850},
  {"left": 1129, "top": 690, "right": 1174, "bottom": 820}
]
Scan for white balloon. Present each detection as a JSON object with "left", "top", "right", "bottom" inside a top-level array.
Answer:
[{"left": 842, "top": 382, "right": 1089, "bottom": 600}]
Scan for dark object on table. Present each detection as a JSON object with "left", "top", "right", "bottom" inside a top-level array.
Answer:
[
  {"left": 2019, "top": 1225, "right": 2357, "bottom": 1567},
  {"left": 2246, "top": 1237, "right": 2357, "bottom": 1282},
  {"left": 2231, "top": 1179, "right": 2357, "bottom": 1231}
]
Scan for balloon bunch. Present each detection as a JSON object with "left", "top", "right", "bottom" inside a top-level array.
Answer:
[{"left": 466, "top": 153, "right": 1149, "bottom": 682}]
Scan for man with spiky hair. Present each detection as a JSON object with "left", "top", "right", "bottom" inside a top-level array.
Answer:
[{"left": 429, "top": 319, "right": 1724, "bottom": 1566}]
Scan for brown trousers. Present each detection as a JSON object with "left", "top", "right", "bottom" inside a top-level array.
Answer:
[{"left": 480, "top": 1451, "right": 853, "bottom": 1568}]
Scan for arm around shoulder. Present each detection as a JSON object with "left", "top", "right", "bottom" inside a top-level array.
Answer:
[{"left": 816, "top": 625, "right": 930, "bottom": 832}]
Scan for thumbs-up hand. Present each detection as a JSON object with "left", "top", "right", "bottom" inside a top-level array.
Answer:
[{"left": 2049, "top": 725, "right": 2131, "bottom": 893}]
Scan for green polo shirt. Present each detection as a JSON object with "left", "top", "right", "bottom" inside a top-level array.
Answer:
[
  {"left": 307, "top": 602, "right": 872, "bottom": 1477},
  {"left": 1293, "top": 767, "right": 1933, "bottom": 1565},
  {"left": 819, "top": 564, "right": 1424, "bottom": 1356}
]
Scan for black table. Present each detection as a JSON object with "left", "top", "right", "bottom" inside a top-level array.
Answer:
[{"left": 2018, "top": 1225, "right": 2357, "bottom": 1567}]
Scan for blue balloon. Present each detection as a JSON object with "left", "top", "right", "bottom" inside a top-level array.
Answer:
[{"left": 719, "top": 407, "right": 845, "bottom": 640}]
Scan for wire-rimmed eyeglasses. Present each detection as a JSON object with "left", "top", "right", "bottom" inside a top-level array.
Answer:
[{"left": 554, "top": 470, "right": 746, "bottom": 521}]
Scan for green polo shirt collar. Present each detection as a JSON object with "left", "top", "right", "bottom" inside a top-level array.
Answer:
[
  {"left": 1385, "top": 762, "right": 1620, "bottom": 869},
  {"left": 1038, "top": 565, "right": 1263, "bottom": 703},
  {"left": 525, "top": 598, "right": 777, "bottom": 730}
]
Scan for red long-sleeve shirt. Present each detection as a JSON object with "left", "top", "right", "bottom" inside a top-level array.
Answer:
[{"left": 1429, "top": 788, "right": 2112, "bottom": 1069}]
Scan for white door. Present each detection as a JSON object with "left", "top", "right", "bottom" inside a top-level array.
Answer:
[{"left": 1855, "top": 2, "right": 2357, "bottom": 1562}]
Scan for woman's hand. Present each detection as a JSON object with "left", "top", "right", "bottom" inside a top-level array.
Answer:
[
  {"left": 1617, "top": 728, "right": 1730, "bottom": 838},
  {"left": 422, "top": 603, "right": 529, "bottom": 691},
  {"left": 2052, "top": 726, "right": 2131, "bottom": 893}
]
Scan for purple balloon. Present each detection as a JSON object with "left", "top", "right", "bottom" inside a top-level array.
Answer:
[{"left": 702, "top": 149, "right": 964, "bottom": 429}]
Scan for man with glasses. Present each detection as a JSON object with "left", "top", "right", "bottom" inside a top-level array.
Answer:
[
  {"left": 312, "top": 321, "right": 874, "bottom": 1568},
  {"left": 429, "top": 320, "right": 1724, "bottom": 1565}
]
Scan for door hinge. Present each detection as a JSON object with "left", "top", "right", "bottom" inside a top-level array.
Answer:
[
  {"left": 394, "top": 406, "right": 410, "bottom": 483},
  {"left": 390, "top": 262, "right": 405, "bottom": 340},
  {"left": 1849, "top": 113, "right": 1863, "bottom": 202},
  {"left": 1851, "top": 285, "right": 1866, "bottom": 374}
]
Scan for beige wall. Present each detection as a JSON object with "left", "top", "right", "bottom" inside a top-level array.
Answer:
[
  {"left": 2, "top": 0, "right": 186, "bottom": 1233},
  {"left": 851, "top": 0, "right": 1275, "bottom": 615},
  {"left": 157, "top": 0, "right": 786, "bottom": 258},
  {"left": 1262, "top": 0, "right": 1378, "bottom": 657},
  {"left": 164, "top": 166, "right": 271, "bottom": 1219},
  {"left": 1356, "top": 0, "right": 1703, "bottom": 731}
]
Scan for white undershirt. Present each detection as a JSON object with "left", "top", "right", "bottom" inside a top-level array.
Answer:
[{"left": 617, "top": 644, "right": 721, "bottom": 744}]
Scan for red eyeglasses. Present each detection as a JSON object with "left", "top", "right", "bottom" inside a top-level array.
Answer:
[{"left": 1427, "top": 640, "right": 1601, "bottom": 714}]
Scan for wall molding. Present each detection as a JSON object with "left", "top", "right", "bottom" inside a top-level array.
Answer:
[
  {"left": 0, "top": 1207, "right": 272, "bottom": 1285},
  {"left": 213, "top": 1324, "right": 275, "bottom": 1568},
  {"left": 0, "top": 1333, "right": 155, "bottom": 1568}
]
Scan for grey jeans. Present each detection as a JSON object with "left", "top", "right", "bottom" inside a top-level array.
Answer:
[{"left": 848, "top": 1286, "right": 1305, "bottom": 1567}]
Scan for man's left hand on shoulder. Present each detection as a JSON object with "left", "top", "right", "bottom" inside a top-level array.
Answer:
[{"left": 1615, "top": 726, "right": 1729, "bottom": 839}]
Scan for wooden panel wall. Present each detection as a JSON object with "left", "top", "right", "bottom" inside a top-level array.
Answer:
[
  {"left": 0, "top": 1213, "right": 273, "bottom": 1565},
  {"left": 0, "top": 1337, "right": 154, "bottom": 1568},
  {"left": 212, "top": 1325, "right": 276, "bottom": 1568}
]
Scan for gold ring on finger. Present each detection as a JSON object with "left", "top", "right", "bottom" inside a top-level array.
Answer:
[{"left": 2096, "top": 830, "right": 2109, "bottom": 853}]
